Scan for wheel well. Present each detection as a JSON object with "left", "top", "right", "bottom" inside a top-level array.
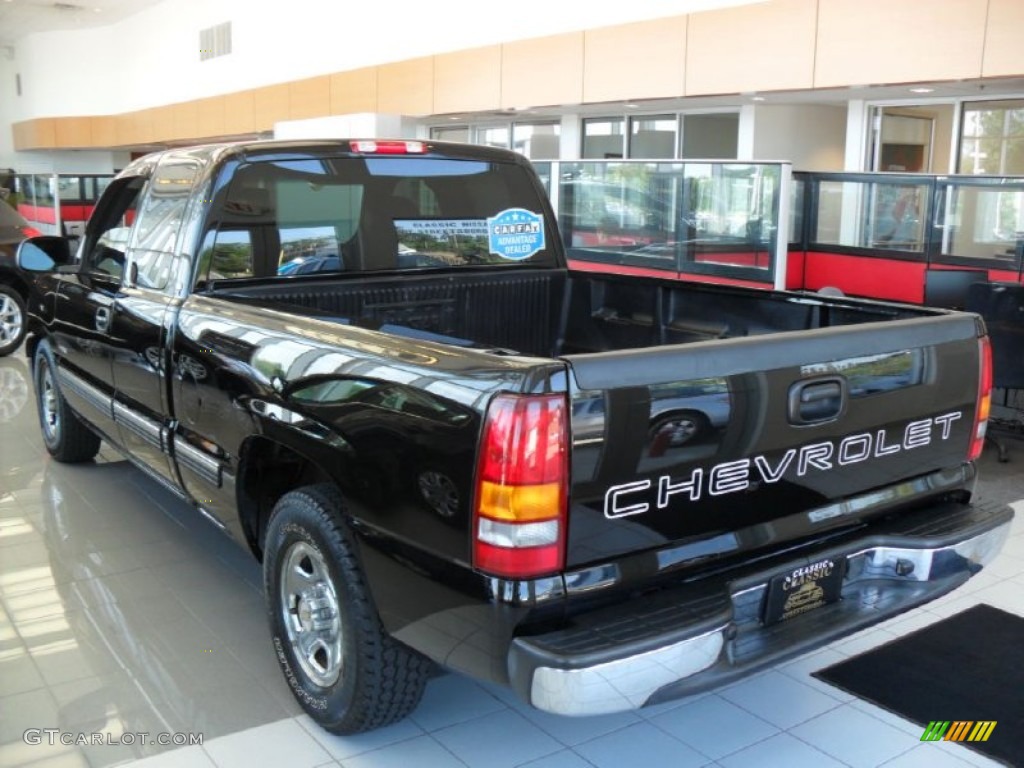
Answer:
[
  {"left": 237, "top": 436, "right": 333, "bottom": 560},
  {"left": 0, "top": 270, "right": 29, "bottom": 300}
]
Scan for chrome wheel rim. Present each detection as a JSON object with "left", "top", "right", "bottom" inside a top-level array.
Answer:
[
  {"left": 418, "top": 471, "right": 460, "bottom": 518},
  {"left": 0, "top": 294, "right": 22, "bottom": 346},
  {"left": 39, "top": 362, "right": 60, "bottom": 442},
  {"left": 279, "top": 541, "right": 342, "bottom": 688}
]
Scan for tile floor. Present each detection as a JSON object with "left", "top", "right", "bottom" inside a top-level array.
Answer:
[{"left": 1, "top": 350, "right": 1021, "bottom": 768}]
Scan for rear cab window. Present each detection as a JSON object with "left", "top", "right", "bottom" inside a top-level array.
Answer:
[{"left": 196, "top": 151, "right": 556, "bottom": 287}]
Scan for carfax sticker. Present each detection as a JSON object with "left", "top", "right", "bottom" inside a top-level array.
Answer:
[{"left": 487, "top": 208, "right": 545, "bottom": 261}]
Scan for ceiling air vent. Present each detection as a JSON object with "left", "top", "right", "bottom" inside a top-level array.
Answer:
[{"left": 199, "top": 21, "right": 232, "bottom": 62}]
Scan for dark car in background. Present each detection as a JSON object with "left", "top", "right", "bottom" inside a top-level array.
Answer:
[{"left": 0, "top": 201, "right": 41, "bottom": 356}]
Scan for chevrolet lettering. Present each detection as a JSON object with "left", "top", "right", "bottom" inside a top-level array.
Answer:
[
  {"left": 604, "top": 411, "right": 965, "bottom": 518},
  {"left": 15, "top": 139, "right": 1013, "bottom": 734}
]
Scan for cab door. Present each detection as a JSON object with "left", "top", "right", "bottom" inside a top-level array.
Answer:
[
  {"left": 50, "top": 176, "right": 147, "bottom": 444},
  {"left": 111, "top": 154, "right": 202, "bottom": 485}
]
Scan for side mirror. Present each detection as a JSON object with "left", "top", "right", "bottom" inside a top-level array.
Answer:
[{"left": 17, "top": 236, "right": 72, "bottom": 273}]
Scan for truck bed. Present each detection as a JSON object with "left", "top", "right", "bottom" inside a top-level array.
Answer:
[{"left": 215, "top": 266, "right": 930, "bottom": 357}]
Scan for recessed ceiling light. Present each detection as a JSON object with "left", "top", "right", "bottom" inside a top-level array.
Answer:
[
  {"left": 448, "top": 116, "right": 461, "bottom": 121},
  {"left": 909, "top": 87, "right": 934, "bottom": 94},
  {"left": 752, "top": 96, "right": 766, "bottom": 102},
  {"left": 625, "top": 103, "right": 639, "bottom": 109}
]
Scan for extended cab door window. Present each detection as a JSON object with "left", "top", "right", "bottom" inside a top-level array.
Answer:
[{"left": 128, "top": 158, "right": 200, "bottom": 293}]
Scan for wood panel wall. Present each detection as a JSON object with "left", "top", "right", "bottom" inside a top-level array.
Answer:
[{"left": 12, "top": 0, "right": 1024, "bottom": 151}]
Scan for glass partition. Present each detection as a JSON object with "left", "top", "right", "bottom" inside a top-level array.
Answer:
[
  {"left": 531, "top": 162, "right": 552, "bottom": 196},
  {"left": 14, "top": 173, "right": 115, "bottom": 236},
  {"left": 813, "top": 177, "right": 931, "bottom": 254},
  {"left": 941, "top": 180, "right": 1024, "bottom": 270},
  {"left": 554, "top": 160, "right": 788, "bottom": 283},
  {"left": 788, "top": 177, "right": 805, "bottom": 245}
]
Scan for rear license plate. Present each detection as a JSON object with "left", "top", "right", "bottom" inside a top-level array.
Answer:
[{"left": 762, "top": 557, "right": 845, "bottom": 626}]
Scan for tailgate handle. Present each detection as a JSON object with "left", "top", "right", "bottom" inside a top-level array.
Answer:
[{"left": 789, "top": 377, "right": 845, "bottom": 425}]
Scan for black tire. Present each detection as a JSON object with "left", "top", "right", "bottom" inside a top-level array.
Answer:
[
  {"left": 34, "top": 339, "right": 101, "bottom": 462},
  {"left": 264, "top": 484, "right": 431, "bottom": 734},
  {"left": 0, "top": 284, "right": 27, "bottom": 357}
]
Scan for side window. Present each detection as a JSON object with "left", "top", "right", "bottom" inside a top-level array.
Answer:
[
  {"left": 129, "top": 158, "right": 200, "bottom": 292},
  {"left": 211, "top": 230, "right": 255, "bottom": 279},
  {"left": 81, "top": 177, "right": 145, "bottom": 280},
  {"left": 195, "top": 229, "right": 256, "bottom": 286}
]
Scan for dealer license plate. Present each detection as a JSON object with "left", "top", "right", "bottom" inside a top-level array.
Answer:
[{"left": 762, "top": 557, "right": 845, "bottom": 626}]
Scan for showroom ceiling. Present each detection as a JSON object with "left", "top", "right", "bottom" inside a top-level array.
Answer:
[{"left": 0, "top": 0, "right": 163, "bottom": 45}]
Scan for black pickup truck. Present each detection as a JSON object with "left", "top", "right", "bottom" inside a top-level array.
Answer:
[{"left": 17, "top": 139, "right": 1013, "bottom": 734}]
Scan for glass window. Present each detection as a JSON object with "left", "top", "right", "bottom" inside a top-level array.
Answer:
[
  {"left": 814, "top": 180, "right": 928, "bottom": 253},
  {"left": 134, "top": 162, "right": 197, "bottom": 254},
  {"left": 279, "top": 226, "right": 343, "bottom": 275},
  {"left": 682, "top": 114, "right": 739, "bottom": 159},
  {"left": 959, "top": 99, "right": 1024, "bottom": 175},
  {"left": 942, "top": 184, "right": 1024, "bottom": 262},
  {"left": 55, "top": 176, "right": 82, "bottom": 204},
  {"left": 629, "top": 115, "right": 677, "bottom": 159},
  {"left": 201, "top": 230, "right": 255, "bottom": 281},
  {"left": 557, "top": 160, "right": 785, "bottom": 280},
  {"left": 789, "top": 179, "right": 805, "bottom": 245},
  {"left": 687, "top": 163, "right": 779, "bottom": 269},
  {"left": 82, "top": 177, "right": 146, "bottom": 280},
  {"left": 130, "top": 158, "right": 199, "bottom": 291},
  {"left": 203, "top": 154, "right": 557, "bottom": 282},
  {"left": 474, "top": 125, "right": 510, "bottom": 150},
  {"left": 512, "top": 122, "right": 560, "bottom": 160},
  {"left": 582, "top": 118, "right": 625, "bottom": 159},
  {"left": 430, "top": 125, "right": 470, "bottom": 144}
]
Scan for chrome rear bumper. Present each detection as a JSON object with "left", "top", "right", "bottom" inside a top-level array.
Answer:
[{"left": 509, "top": 500, "right": 1013, "bottom": 717}]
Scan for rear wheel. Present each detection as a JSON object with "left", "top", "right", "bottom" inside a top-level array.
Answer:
[
  {"left": 0, "top": 285, "right": 26, "bottom": 357},
  {"left": 34, "top": 340, "right": 101, "bottom": 463},
  {"left": 264, "top": 484, "right": 430, "bottom": 734}
]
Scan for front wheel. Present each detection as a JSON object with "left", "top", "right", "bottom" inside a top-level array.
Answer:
[
  {"left": 34, "top": 340, "right": 101, "bottom": 462},
  {"left": 0, "top": 285, "right": 27, "bottom": 357},
  {"left": 264, "top": 484, "right": 431, "bottom": 734}
]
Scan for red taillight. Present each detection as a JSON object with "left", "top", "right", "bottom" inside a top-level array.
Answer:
[
  {"left": 968, "top": 335, "right": 993, "bottom": 461},
  {"left": 473, "top": 393, "right": 568, "bottom": 579},
  {"left": 349, "top": 140, "right": 425, "bottom": 154},
  {"left": 22, "top": 226, "right": 42, "bottom": 238}
]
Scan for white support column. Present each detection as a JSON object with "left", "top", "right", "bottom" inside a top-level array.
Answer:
[
  {"left": 560, "top": 114, "right": 581, "bottom": 160},
  {"left": 774, "top": 163, "right": 791, "bottom": 291},
  {"left": 736, "top": 104, "right": 756, "bottom": 161},
  {"left": 844, "top": 99, "right": 870, "bottom": 171}
]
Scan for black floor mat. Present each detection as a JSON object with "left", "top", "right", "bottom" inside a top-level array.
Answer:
[{"left": 813, "top": 604, "right": 1024, "bottom": 766}]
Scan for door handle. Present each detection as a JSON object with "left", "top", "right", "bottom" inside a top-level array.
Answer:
[{"left": 95, "top": 306, "right": 112, "bottom": 333}]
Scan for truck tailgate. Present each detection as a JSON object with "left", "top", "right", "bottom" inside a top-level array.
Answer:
[{"left": 562, "top": 312, "right": 984, "bottom": 568}]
